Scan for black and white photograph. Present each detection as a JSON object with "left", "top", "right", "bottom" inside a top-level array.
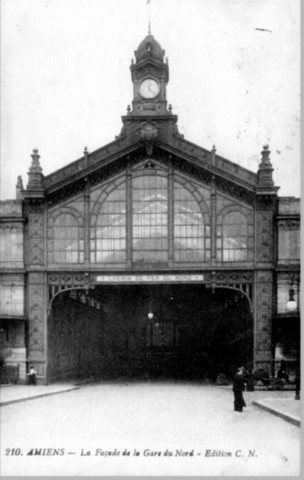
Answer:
[{"left": 0, "top": 0, "right": 301, "bottom": 476}]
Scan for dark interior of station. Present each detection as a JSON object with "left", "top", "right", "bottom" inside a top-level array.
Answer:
[{"left": 47, "top": 284, "right": 253, "bottom": 383}]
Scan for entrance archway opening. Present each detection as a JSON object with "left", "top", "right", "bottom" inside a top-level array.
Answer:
[{"left": 47, "top": 284, "right": 253, "bottom": 383}]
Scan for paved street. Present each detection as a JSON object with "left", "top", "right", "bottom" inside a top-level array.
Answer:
[{"left": 0, "top": 382, "right": 300, "bottom": 476}]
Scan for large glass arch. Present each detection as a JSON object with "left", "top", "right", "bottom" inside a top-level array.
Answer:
[
  {"left": 91, "top": 181, "right": 127, "bottom": 263},
  {"left": 132, "top": 174, "right": 168, "bottom": 263},
  {"left": 217, "top": 211, "right": 252, "bottom": 262},
  {"left": 90, "top": 170, "right": 211, "bottom": 265},
  {"left": 52, "top": 213, "right": 84, "bottom": 263},
  {"left": 47, "top": 164, "right": 255, "bottom": 267},
  {"left": 174, "top": 181, "right": 210, "bottom": 262}
]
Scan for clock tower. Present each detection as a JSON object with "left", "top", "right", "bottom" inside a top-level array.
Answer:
[
  {"left": 130, "top": 33, "right": 170, "bottom": 116},
  {"left": 120, "top": 32, "right": 178, "bottom": 154}
]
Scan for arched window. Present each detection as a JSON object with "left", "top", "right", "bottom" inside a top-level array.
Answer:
[
  {"left": 53, "top": 213, "right": 83, "bottom": 263},
  {"left": 0, "top": 225, "right": 23, "bottom": 267},
  {"left": 91, "top": 182, "right": 127, "bottom": 263},
  {"left": 132, "top": 174, "right": 168, "bottom": 263},
  {"left": 217, "top": 211, "right": 251, "bottom": 262},
  {"left": 89, "top": 164, "right": 213, "bottom": 265},
  {"left": 174, "top": 182, "right": 210, "bottom": 262},
  {"left": 90, "top": 171, "right": 210, "bottom": 265}
]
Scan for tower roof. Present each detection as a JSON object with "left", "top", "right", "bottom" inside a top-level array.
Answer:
[{"left": 135, "top": 34, "right": 165, "bottom": 63}]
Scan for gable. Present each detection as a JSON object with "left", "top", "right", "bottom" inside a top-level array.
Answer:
[
  {"left": 46, "top": 153, "right": 255, "bottom": 268},
  {"left": 44, "top": 136, "right": 257, "bottom": 210}
]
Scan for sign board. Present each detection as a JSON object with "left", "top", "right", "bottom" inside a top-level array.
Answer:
[{"left": 95, "top": 274, "right": 204, "bottom": 283}]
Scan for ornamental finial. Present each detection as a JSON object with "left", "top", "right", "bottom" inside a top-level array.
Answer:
[
  {"left": 211, "top": 145, "right": 217, "bottom": 166},
  {"left": 259, "top": 144, "right": 272, "bottom": 168},
  {"left": 257, "top": 144, "right": 275, "bottom": 188},
  {"left": 16, "top": 175, "right": 24, "bottom": 199},
  {"left": 30, "top": 149, "right": 42, "bottom": 173},
  {"left": 26, "top": 148, "right": 44, "bottom": 191},
  {"left": 16, "top": 175, "right": 24, "bottom": 190}
]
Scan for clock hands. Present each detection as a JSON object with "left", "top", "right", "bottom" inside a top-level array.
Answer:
[
  {"left": 140, "top": 79, "right": 159, "bottom": 98},
  {"left": 148, "top": 81, "right": 154, "bottom": 93}
]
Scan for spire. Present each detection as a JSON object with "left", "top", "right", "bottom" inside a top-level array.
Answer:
[
  {"left": 16, "top": 175, "right": 24, "bottom": 199},
  {"left": 211, "top": 145, "right": 217, "bottom": 166},
  {"left": 26, "top": 148, "right": 44, "bottom": 193},
  {"left": 256, "top": 144, "right": 279, "bottom": 195},
  {"left": 147, "top": 0, "right": 151, "bottom": 34},
  {"left": 257, "top": 144, "right": 274, "bottom": 187},
  {"left": 134, "top": 34, "right": 165, "bottom": 63},
  {"left": 259, "top": 144, "right": 273, "bottom": 169},
  {"left": 84, "top": 146, "right": 89, "bottom": 168}
]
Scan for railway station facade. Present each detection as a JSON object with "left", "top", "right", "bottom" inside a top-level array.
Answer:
[{"left": 0, "top": 34, "right": 300, "bottom": 384}]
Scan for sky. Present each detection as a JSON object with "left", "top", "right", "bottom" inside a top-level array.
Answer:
[{"left": 0, "top": 0, "right": 300, "bottom": 199}]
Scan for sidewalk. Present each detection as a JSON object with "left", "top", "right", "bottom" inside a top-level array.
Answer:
[
  {"left": 251, "top": 393, "right": 301, "bottom": 427},
  {"left": 0, "top": 383, "right": 79, "bottom": 406},
  {"left": 218, "top": 385, "right": 301, "bottom": 426},
  {"left": 0, "top": 383, "right": 301, "bottom": 428}
]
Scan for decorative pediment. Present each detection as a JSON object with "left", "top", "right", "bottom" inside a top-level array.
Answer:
[
  {"left": 137, "top": 121, "right": 160, "bottom": 155},
  {"left": 42, "top": 133, "right": 260, "bottom": 208}
]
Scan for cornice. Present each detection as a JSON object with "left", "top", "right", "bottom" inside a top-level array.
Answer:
[
  {"left": 276, "top": 214, "right": 300, "bottom": 220},
  {"left": 44, "top": 144, "right": 138, "bottom": 195},
  {"left": 162, "top": 139, "right": 258, "bottom": 189},
  {"left": 40, "top": 119, "right": 273, "bottom": 209},
  {"left": 160, "top": 144, "right": 256, "bottom": 205},
  {"left": 0, "top": 217, "right": 25, "bottom": 224}
]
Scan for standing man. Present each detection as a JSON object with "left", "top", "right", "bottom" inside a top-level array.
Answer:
[
  {"left": 233, "top": 367, "right": 246, "bottom": 412},
  {"left": 27, "top": 366, "right": 37, "bottom": 385},
  {"left": 277, "top": 360, "right": 290, "bottom": 384}
]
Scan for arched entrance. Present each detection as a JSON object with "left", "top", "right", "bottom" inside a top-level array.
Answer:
[{"left": 47, "top": 282, "right": 253, "bottom": 383}]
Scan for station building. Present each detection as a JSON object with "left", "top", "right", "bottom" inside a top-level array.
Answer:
[{"left": 0, "top": 34, "right": 300, "bottom": 384}]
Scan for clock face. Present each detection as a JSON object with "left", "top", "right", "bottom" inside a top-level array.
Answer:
[{"left": 139, "top": 78, "right": 160, "bottom": 99}]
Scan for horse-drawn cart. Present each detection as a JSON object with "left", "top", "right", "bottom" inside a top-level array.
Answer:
[{"left": 253, "top": 369, "right": 285, "bottom": 390}]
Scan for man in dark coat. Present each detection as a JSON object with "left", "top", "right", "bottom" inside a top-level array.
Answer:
[
  {"left": 27, "top": 366, "right": 37, "bottom": 385},
  {"left": 233, "top": 367, "right": 246, "bottom": 412},
  {"left": 277, "top": 360, "right": 290, "bottom": 384},
  {"left": 244, "top": 368, "right": 255, "bottom": 391}
]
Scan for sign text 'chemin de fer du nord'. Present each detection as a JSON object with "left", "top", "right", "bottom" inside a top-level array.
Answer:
[{"left": 95, "top": 274, "right": 204, "bottom": 283}]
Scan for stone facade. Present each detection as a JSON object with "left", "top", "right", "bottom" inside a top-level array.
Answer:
[
  {"left": 0, "top": 201, "right": 26, "bottom": 380},
  {"left": 273, "top": 197, "right": 300, "bottom": 375},
  {"left": 0, "top": 33, "right": 300, "bottom": 384},
  {"left": 48, "top": 292, "right": 104, "bottom": 382}
]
